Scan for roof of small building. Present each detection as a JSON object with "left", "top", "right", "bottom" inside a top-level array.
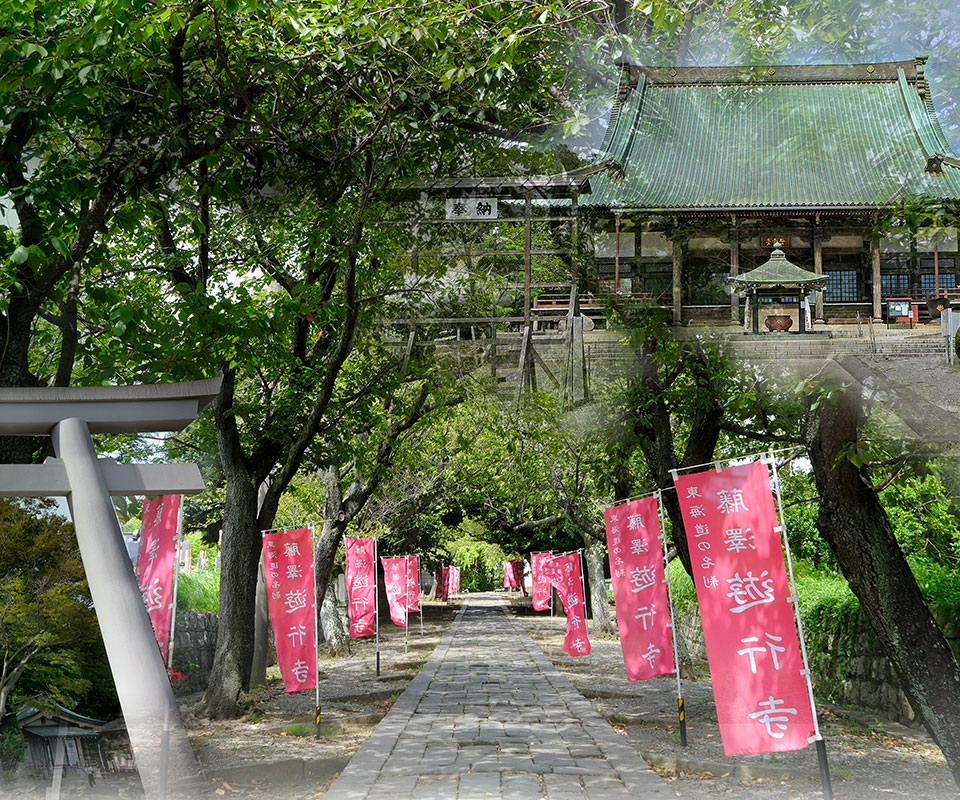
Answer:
[
  {"left": 731, "top": 245, "right": 827, "bottom": 290},
  {"left": 17, "top": 703, "right": 105, "bottom": 737},
  {"left": 583, "top": 58, "right": 960, "bottom": 212}
]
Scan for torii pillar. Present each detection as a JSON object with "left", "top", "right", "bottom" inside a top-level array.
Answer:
[{"left": 0, "top": 378, "right": 221, "bottom": 800}]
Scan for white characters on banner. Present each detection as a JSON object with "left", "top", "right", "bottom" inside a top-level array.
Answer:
[
  {"left": 726, "top": 570, "right": 776, "bottom": 613},
  {"left": 284, "top": 589, "right": 307, "bottom": 614},
  {"left": 716, "top": 488, "right": 749, "bottom": 515},
  {"left": 630, "top": 538, "right": 648, "bottom": 555},
  {"left": 724, "top": 528, "right": 755, "bottom": 552},
  {"left": 737, "top": 633, "right": 785, "bottom": 673},
  {"left": 291, "top": 660, "right": 310, "bottom": 684},
  {"left": 629, "top": 565, "right": 656, "bottom": 593},
  {"left": 642, "top": 643, "right": 661, "bottom": 668},
  {"left": 141, "top": 578, "right": 164, "bottom": 612},
  {"left": 634, "top": 604, "right": 657, "bottom": 630},
  {"left": 287, "top": 624, "right": 308, "bottom": 646},
  {"left": 749, "top": 696, "right": 798, "bottom": 739}
]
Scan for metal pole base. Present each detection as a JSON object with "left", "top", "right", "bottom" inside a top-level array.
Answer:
[
  {"left": 816, "top": 738, "right": 833, "bottom": 800},
  {"left": 678, "top": 698, "right": 687, "bottom": 747}
]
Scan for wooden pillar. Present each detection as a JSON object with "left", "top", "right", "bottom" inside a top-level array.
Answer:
[
  {"left": 934, "top": 233, "right": 940, "bottom": 295},
  {"left": 489, "top": 311, "right": 497, "bottom": 379},
  {"left": 871, "top": 236, "right": 882, "bottom": 321},
  {"left": 813, "top": 232, "right": 825, "bottom": 323},
  {"left": 524, "top": 194, "right": 532, "bottom": 328},
  {"left": 671, "top": 239, "right": 683, "bottom": 325},
  {"left": 571, "top": 193, "right": 579, "bottom": 284},
  {"left": 729, "top": 236, "right": 740, "bottom": 323},
  {"left": 614, "top": 213, "right": 621, "bottom": 294}
]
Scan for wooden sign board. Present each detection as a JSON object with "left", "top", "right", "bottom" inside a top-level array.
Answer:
[
  {"left": 445, "top": 198, "right": 498, "bottom": 220},
  {"left": 762, "top": 236, "right": 790, "bottom": 248}
]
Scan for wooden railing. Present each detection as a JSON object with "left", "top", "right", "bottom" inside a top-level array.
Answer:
[{"left": 882, "top": 288, "right": 960, "bottom": 303}]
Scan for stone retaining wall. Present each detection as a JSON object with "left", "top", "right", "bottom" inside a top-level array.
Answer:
[{"left": 170, "top": 610, "right": 218, "bottom": 694}]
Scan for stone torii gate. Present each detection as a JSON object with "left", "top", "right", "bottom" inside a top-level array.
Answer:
[{"left": 0, "top": 378, "right": 221, "bottom": 799}]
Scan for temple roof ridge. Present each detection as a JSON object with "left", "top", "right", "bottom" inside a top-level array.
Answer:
[
  {"left": 583, "top": 56, "right": 960, "bottom": 212},
  {"left": 616, "top": 58, "right": 927, "bottom": 87}
]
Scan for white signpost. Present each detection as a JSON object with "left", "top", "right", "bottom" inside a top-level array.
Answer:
[
  {"left": 0, "top": 378, "right": 220, "bottom": 800},
  {"left": 943, "top": 309, "right": 959, "bottom": 365}
]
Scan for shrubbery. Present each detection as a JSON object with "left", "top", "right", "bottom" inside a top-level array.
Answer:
[{"left": 0, "top": 721, "right": 24, "bottom": 780}]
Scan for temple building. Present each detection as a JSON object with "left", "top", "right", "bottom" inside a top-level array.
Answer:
[{"left": 580, "top": 57, "right": 960, "bottom": 325}]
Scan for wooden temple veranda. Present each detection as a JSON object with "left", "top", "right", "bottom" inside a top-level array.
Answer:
[{"left": 385, "top": 57, "right": 960, "bottom": 400}]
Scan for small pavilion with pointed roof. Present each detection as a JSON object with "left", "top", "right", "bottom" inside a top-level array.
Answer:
[{"left": 730, "top": 244, "right": 828, "bottom": 333}]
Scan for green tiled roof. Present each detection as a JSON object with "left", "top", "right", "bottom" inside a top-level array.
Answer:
[
  {"left": 584, "top": 59, "right": 960, "bottom": 211},
  {"left": 730, "top": 245, "right": 827, "bottom": 289}
]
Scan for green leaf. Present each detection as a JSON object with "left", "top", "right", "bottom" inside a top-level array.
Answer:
[{"left": 10, "top": 245, "right": 29, "bottom": 264}]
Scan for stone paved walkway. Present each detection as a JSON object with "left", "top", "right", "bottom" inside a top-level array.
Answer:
[{"left": 324, "top": 594, "right": 676, "bottom": 800}]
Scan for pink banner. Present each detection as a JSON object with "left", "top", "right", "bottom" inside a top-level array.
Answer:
[
  {"left": 604, "top": 497, "right": 675, "bottom": 681},
  {"left": 405, "top": 556, "right": 420, "bottom": 612},
  {"left": 542, "top": 554, "right": 564, "bottom": 596},
  {"left": 674, "top": 461, "right": 814, "bottom": 755},
  {"left": 531, "top": 552, "right": 553, "bottom": 611},
  {"left": 345, "top": 537, "right": 376, "bottom": 638},
  {"left": 515, "top": 559, "right": 527, "bottom": 596},
  {"left": 502, "top": 560, "right": 519, "bottom": 589},
  {"left": 135, "top": 495, "right": 180, "bottom": 663},
  {"left": 447, "top": 565, "right": 460, "bottom": 595},
  {"left": 502, "top": 559, "right": 526, "bottom": 594},
  {"left": 435, "top": 568, "right": 448, "bottom": 601},
  {"left": 382, "top": 557, "right": 411, "bottom": 626},
  {"left": 551, "top": 553, "right": 590, "bottom": 657},
  {"left": 263, "top": 528, "right": 317, "bottom": 693}
]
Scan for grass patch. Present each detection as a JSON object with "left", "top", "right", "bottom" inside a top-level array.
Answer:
[
  {"left": 176, "top": 569, "right": 220, "bottom": 612},
  {"left": 283, "top": 722, "right": 315, "bottom": 737}
]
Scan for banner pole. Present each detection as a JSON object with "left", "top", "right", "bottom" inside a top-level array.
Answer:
[
  {"left": 311, "top": 525, "right": 321, "bottom": 739},
  {"left": 768, "top": 453, "right": 831, "bottom": 800},
  {"left": 375, "top": 538, "right": 381, "bottom": 677},
  {"left": 419, "top": 561, "right": 424, "bottom": 636},
  {"left": 577, "top": 549, "right": 590, "bottom": 663},
  {"left": 166, "top": 496, "right": 184, "bottom": 671},
  {"left": 657, "top": 491, "right": 687, "bottom": 747},
  {"left": 550, "top": 552, "right": 554, "bottom": 617}
]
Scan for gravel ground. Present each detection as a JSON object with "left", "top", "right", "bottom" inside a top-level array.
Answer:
[
  {"left": 0, "top": 602, "right": 462, "bottom": 800},
  {"left": 507, "top": 598, "right": 956, "bottom": 800},
  {"left": 860, "top": 355, "right": 960, "bottom": 413},
  {"left": 4, "top": 595, "right": 954, "bottom": 800}
]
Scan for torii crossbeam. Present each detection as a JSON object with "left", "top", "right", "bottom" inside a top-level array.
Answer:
[{"left": 0, "top": 378, "right": 221, "bottom": 800}]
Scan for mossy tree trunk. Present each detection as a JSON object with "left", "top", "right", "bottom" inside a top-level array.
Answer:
[{"left": 805, "top": 380, "right": 960, "bottom": 785}]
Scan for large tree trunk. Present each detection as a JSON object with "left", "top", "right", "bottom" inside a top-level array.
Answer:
[
  {"left": 320, "top": 584, "right": 350, "bottom": 656},
  {"left": 583, "top": 537, "right": 616, "bottom": 634},
  {"left": 314, "top": 466, "right": 350, "bottom": 652},
  {"left": 806, "top": 379, "right": 960, "bottom": 785},
  {"left": 201, "top": 471, "right": 261, "bottom": 718},
  {"left": 201, "top": 374, "right": 265, "bottom": 719}
]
